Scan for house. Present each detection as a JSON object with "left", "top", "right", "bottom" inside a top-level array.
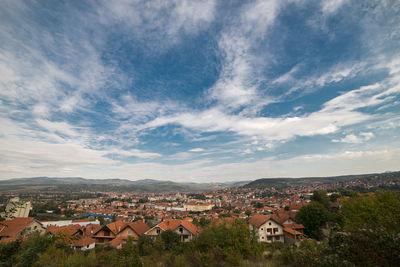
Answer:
[
  {"left": 93, "top": 220, "right": 149, "bottom": 247},
  {"left": 248, "top": 214, "right": 304, "bottom": 244},
  {"left": 145, "top": 219, "right": 201, "bottom": 242},
  {"left": 0, "top": 217, "right": 45, "bottom": 243},
  {"left": 84, "top": 223, "right": 102, "bottom": 238},
  {"left": 71, "top": 237, "right": 96, "bottom": 251},
  {"left": 46, "top": 224, "right": 84, "bottom": 238},
  {"left": 282, "top": 224, "right": 303, "bottom": 244},
  {"left": 248, "top": 214, "right": 284, "bottom": 243}
]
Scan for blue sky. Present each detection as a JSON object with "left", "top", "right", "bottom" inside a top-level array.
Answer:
[{"left": 0, "top": 0, "right": 399, "bottom": 182}]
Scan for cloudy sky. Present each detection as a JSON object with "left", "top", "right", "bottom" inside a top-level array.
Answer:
[{"left": 1, "top": 0, "right": 399, "bottom": 182}]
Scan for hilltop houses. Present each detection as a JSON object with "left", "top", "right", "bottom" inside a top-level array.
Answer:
[
  {"left": 145, "top": 219, "right": 201, "bottom": 242},
  {"left": 0, "top": 217, "right": 45, "bottom": 243},
  {"left": 93, "top": 220, "right": 150, "bottom": 248},
  {"left": 249, "top": 214, "right": 303, "bottom": 244}
]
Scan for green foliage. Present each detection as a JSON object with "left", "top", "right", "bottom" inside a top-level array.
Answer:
[
  {"left": 0, "top": 239, "right": 20, "bottom": 266},
  {"left": 282, "top": 191, "right": 400, "bottom": 267},
  {"left": 138, "top": 235, "right": 154, "bottom": 256},
  {"left": 118, "top": 237, "right": 142, "bottom": 267},
  {"left": 329, "top": 193, "right": 340, "bottom": 203},
  {"left": 199, "top": 217, "right": 210, "bottom": 227},
  {"left": 342, "top": 191, "right": 400, "bottom": 233},
  {"left": 192, "top": 220, "right": 263, "bottom": 266},
  {"left": 15, "top": 233, "right": 55, "bottom": 267},
  {"left": 64, "top": 209, "right": 75, "bottom": 218},
  {"left": 296, "top": 202, "right": 329, "bottom": 239},
  {"left": 160, "top": 230, "right": 181, "bottom": 252},
  {"left": 187, "top": 193, "right": 206, "bottom": 200},
  {"left": 97, "top": 215, "right": 105, "bottom": 226},
  {"left": 311, "top": 190, "right": 330, "bottom": 209}
]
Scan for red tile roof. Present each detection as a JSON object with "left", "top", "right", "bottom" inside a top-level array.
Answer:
[
  {"left": 157, "top": 219, "right": 200, "bottom": 235},
  {"left": 0, "top": 217, "right": 35, "bottom": 239},
  {"left": 248, "top": 214, "right": 272, "bottom": 228},
  {"left": 128, "top": 221, "right": 150, "bottom": 235},
  {"left": 283, "top": 227, "right": 302, "bottom": 236},
  {"left": 84, "top": 224, "right": 102, "bottom": 237},
  {"left": 46, "top": 224, "right": 82, "bottom": 237},
  {"left": 72, "top": 237, "right": 96, "bottom": 247}
]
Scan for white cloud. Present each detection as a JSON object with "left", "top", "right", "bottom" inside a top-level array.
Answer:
[
  {"left": 98, "top": 0, "right": 216, "bottom": 46},
  {"left": 208, "top": 0, "right": 281, "bottom": 110},
  {"left": 321, "top": 0, "right": 348, "bottom": 15},
  {"left": 189, "top": 148, "right": 204, "bottom": 152}
]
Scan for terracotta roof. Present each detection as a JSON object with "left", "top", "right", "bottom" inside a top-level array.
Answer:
[
  {"left": 110, "top": 236, "right": 125, "bottom": 248},
  {"left": 283, "top": 227, "right": 302, "bottom": 236},
  {"left": 128, "top": 221, "right": 150, "bottom": 235},
  {"left": 283, "top": 223, "right": 304, "bottom": 229},
  {"left": 84, "top": 224, "right": 102, "bottom": 237},
  {"left": 72, "top": 237, "right": 96, "bottom": 247},
  {"left": 248, "top": 214, "right": 272, "bottom": 228},
  {"left": 95, "top": 221, "right": 150, "bottom": 237},
  {"left": 157, "top": 219, "right": 200, "bottom": 235},
  {"left": 0, "top": 217, "right": 35, "bottom": 238},
  {"left": 103, "top": 221, "right": 127, "bottom": 235},
  {"left": 181, "top": 220, "right": 201, "bottom": 234},
  {"left": 46, "top": 224, "right": 82, "bottom": 237},
  {"left": 158, "top": 219, "right": 181, "bottom": 231}
]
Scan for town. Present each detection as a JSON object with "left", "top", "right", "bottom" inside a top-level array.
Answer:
[{"left": 1, "top": 172, "right": 399, "bottom": 266}]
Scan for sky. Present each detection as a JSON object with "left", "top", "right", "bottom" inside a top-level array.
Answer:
[{"left": 0, "top": 0, "right": 399, "bottom": 182}]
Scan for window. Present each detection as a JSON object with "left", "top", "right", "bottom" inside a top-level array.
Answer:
[
  {"left": 273, "top": 228, "right": 278, "bottom": 234},
  {"left": 179, "top": 227, "right": 183, "bottom": 233},
  {"left": 262, "top": 236, "right": 264, "bottom": 239},
  {"left": 267, "top": 228, "right": 272, "bottom": 233},
  {"left": 267, "top": 236, "right": 272, "bottom": 241},
  {"left": 275, "top": 236, "right": 280, "bottom": 240},
  {"left": 269, "top": 222, "right": 271, "bottom": 225},
  {"left": 261, "top": 228, "right": 263, "bottom": 230},
  {"left": 128, "top": 230, "right": 131, "bottom": 235},
  {"left": 156, "top": 229, "right": 161, "bottom": 234}
]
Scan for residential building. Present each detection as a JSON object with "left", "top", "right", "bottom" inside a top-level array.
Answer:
[
  {"left": 0, "top": 217, "right": 45, "bottom": 243},
  {"left": 248, "top": 214, "right": 284, "bottom": 243},
  {"left": 93, "top": 220, "right": 149, "bottom": 247},
  {"left": 145, "top": 219, "right": 201, "bottom": 242}
]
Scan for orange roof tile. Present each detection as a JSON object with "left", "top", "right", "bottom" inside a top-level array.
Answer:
[
  {"left": 248, "top": 214, "right": 272, "bottom": 228},
  {"left": 0, "top": 217, "right": 35, "bottom": 238},
  {"left": 72, "top": 237, "right": 96, "bottom": 247},
  {"left": 128, "top": 221, "right": 150, "bottom": 235}
]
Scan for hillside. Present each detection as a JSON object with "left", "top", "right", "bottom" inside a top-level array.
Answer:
[
  {"left": 0, "top": 177, "right": 237, "bottom": 193},
  {"left": 243, "top": 171, "right": 400, "bottom": 189}
]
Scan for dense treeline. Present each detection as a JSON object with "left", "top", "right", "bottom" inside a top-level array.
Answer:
[{"left": 1, "top": 190, "right": 399, "bottom": 266}]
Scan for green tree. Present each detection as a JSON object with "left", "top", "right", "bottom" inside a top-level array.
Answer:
[
  {"left": 245, "top": 210, "right": 252, "bottom": 217},
  {"left": 97, "top": 215, "right": 105, "bottom": 226},
  {"left": 329, "top": 191, "right": 400, "bottom": 266},
  {"left": 160, "top": 230, "right": 181, "bottom": 252},
  {"left": 296, "top": 202, "right": 329, "bottom": 239},
  {"left": 138, "top": 235, "right": 154, "bottom": 256},
  {"left": 311, "top": 190, "right": 330, "bottom": 209}
]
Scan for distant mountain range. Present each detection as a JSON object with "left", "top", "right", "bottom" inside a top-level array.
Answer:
[
  {"left": 244, "top": 171, "right": 400, "bottom": 189},
  {"left": 0, "top": 177, "right": 250, "bottom": 193},
  {"left": 1, "top": 171, "right": 398, "bottom": 193}
]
